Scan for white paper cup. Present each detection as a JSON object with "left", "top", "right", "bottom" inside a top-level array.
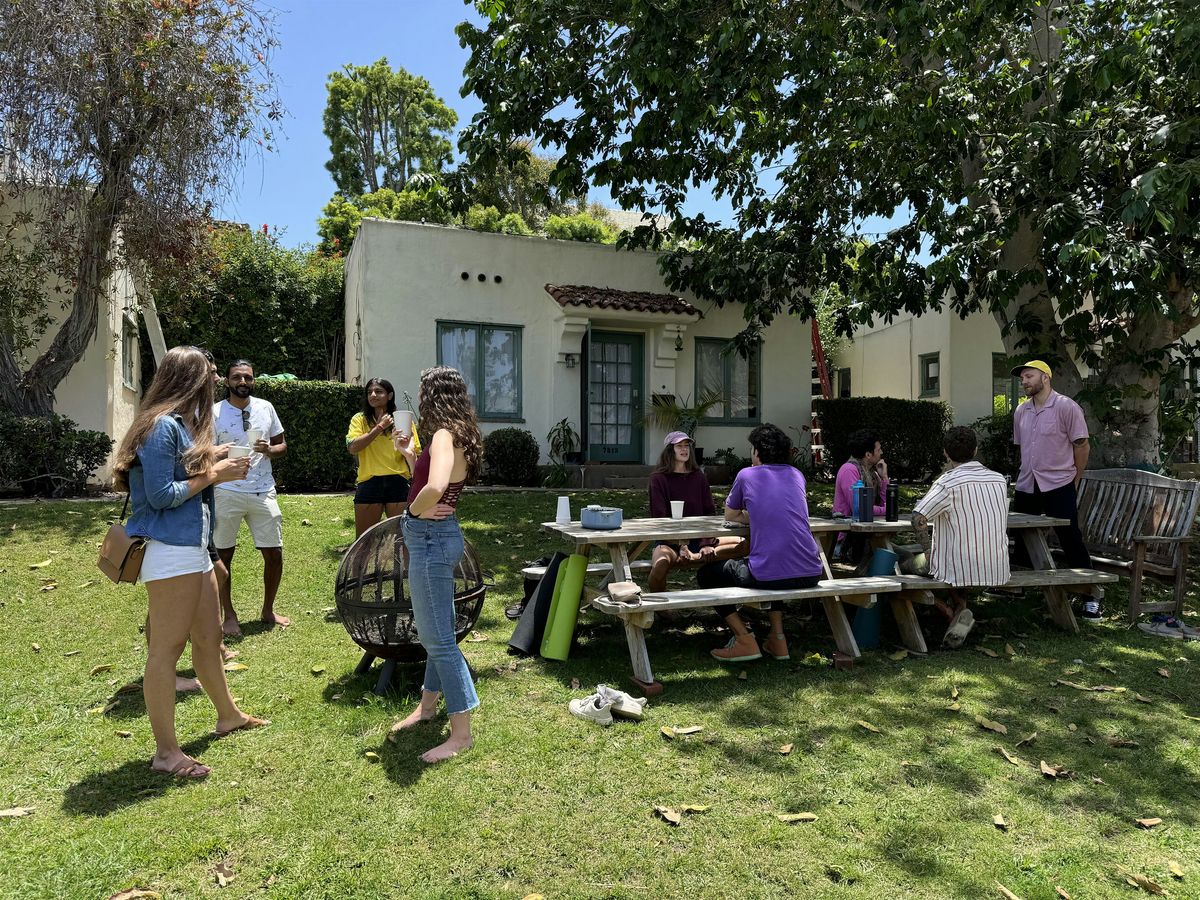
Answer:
[
  {"left": 394, "top": 411, "right": 413, "bottom": 436},
  {"left": 228, "top": 445, "right": 251, "bottom": 459},
  {"left": 556, "top": 496, "right": 571, "bottom": 524},
  {"left": 670, "top": 500, "right": 685, "bottom": 519},
  {"left": 245, "top": 428, "right": 263, "bottom": 446}
]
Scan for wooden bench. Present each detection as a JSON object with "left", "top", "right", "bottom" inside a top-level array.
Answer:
[
  {"left": 1077, "top": 469, "right": 1200, "bottom": 623},
  {"left": 590, "top": 577, "right": 902, "bottom": 692},
  {"left": 886, "top": 568, "right": 1119, "bottom": 650},
  {"left": 522, "top": 559, "right": 653, "bottom": 580}
]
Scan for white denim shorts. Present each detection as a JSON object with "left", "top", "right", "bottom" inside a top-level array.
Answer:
[
  {"left": 139, "top": 540, "right": 214, "bottom": 583},
  {"left": 213, "top": 488, "right": 283, "bottom": 549}
]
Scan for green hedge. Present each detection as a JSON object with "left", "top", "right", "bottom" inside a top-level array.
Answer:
[
  {"left": 241, "top": 380, "right": 363, "bottom": 492},
  {"left": 814, "top": 397, "right": 952, "bottom": 482},
  {"left": 972, "top": 410, "right": 1020, "bottom": 477},
  {"left": 483, "top": 426, "right": 540, "bottom": 486},
  {"left": 0, "top": 411, "right": 113, "bottom": 497}
]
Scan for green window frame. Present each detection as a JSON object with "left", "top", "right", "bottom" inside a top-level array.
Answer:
[
  {"left": 694, "top": 337, "right": 762, "bottom": 425},
  {"left": 919, "top": 352, "right": 941, "bottom": 398},
  {"left": 436, "top": 320, "right": 523, "bottom": 421}
]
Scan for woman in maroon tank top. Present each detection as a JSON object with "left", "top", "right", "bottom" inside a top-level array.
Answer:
[{"left": 392, "top": 366, "right": 483, "bottom": 763}]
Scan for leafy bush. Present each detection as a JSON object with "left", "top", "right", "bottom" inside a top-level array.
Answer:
[
  {"left": 711, "top": 447, "right": 751, "bottom": 478},
  {"left": 0, "top": 412, "right": 113, "bottom": 496},
  {"left": 543, "top": 212, "right": 616, "bottom": 244},
  {"left": 483, "top": 427, "right": 540, "bottom": 486},
  {"left": 464, "top": 205, "right": 533, "bottom": 236},
  {"left": 972, "top": 410, "right": 1020, "bottom": 477},
  {"left": 243, "top": 380, "right": 363, "bottom": 492},
  {"left": 317, "top": 185, "right": 454, "bottom": 252},
  {"left": 814, "top": 397, "right": 952, "bottom": 482}
]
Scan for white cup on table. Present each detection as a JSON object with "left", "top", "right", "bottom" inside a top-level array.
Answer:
[{"left": 670, "top": 500, "right": 685, "bottom": 519}]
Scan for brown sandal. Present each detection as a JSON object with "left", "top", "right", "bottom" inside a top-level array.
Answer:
[
  {"left": 151, "top": 758, "right": 211, "bottom": 780},
  {"left": 213, "top": 715, "right": 270, "bottom": 737}
]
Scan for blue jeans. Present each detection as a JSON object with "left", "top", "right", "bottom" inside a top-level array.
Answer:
[{"left": 402, "top": 513, "right": 479, "bottom": 715}]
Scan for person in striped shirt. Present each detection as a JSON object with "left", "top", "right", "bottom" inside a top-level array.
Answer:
[{"left": 911, "top": 426, "right": 1010, "bottom": 648}]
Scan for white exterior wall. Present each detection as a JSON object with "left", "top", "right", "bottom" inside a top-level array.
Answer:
[{"left": 344, "top": 220, "right": 814, "bottom": 464}]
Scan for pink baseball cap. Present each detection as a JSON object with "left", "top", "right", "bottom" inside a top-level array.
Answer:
[{"left": 664, "top": 431, "right": 692, "bottom": 446}]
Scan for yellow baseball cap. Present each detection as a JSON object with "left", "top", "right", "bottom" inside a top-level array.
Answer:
[{"left": 1010, "top": 359, "right": 1052, "bottom": 378}]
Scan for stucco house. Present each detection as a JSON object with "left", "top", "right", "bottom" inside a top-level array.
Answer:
[{"left": 344, "top": 219, "right": 815, "bottom": 472}]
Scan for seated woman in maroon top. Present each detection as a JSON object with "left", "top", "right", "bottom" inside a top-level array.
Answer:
[{"left": 647, "top": 431, "right": 745, "bottom": 592}]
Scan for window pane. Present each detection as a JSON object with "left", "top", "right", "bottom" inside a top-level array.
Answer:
[
  {"left": 696, "top": 341, "right": 725, "bottom": 411},
  {"left": 481, "top": 327, "right": 518, "bottom": 415},
  {"left": 730, "top": 345, "right": 759, "bottom": 418},
  {"left": 440, "top": 326, "right": 478, "bottom": 404}
]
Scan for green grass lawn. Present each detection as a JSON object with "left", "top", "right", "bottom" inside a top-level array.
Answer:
[{"left": 1, "top": 486, "right": 1198, "bottom": 899}]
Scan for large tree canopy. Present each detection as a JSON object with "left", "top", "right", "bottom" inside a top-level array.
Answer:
[
  {"left": 0, "top": 0, "right": 280, "bottom": 416},
  {"left": 458, "top": 0, "right": 1199, "bottom": 464},
  {"left": 323, "top": 58, "right": 457, "bottom": 196}
]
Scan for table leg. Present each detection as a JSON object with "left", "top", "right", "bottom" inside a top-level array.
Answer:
[
  {"left": 890, "top": 596, "right": 928, "bottom": 653},
  {"left": 823, "top": 597, "right": 862, "bottom": 659},
  {"left": 1020, "top": 529, "right": 1078, "bottom": 632},
  {"left": 623, "top": 616, "right": 663, "bottom": 696},
  {"left": 609, "top": 543, "right": 634, "bottom": 583}
]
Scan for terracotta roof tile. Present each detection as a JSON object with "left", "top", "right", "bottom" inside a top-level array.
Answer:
[{"left": 544, "top": 283, "right": 701, "bottom": 317}]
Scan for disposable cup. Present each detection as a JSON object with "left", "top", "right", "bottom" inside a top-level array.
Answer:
[
  {"left": 556, "top": 496, "right": 571, "bottom": 524},
  {"left": 670, "top": 500, "right": 685, "bottom": 519},
  {"left": 228, "top": 445, "right": 251, "bottom": 459},
  {"left": 245, "top": 428, "right": 263, "bottom": 446},
  {"left": 394, "top": 410, "right": 413, "bottom": 436}
]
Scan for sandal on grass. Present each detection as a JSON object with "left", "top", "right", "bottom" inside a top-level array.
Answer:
[
  {"left": 151, "top": 758, "right": 211, "bottom": 780},
  {"left": 213, "top": 715, "right": 270, "bottom": 737},
  {"left": 942, "top": 609, "right": 975, "bottom": 649},
  {"left": 1138, "top": 620, "right": 1186, "bottom": 640}
]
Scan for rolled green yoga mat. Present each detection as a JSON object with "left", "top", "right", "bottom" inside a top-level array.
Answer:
[
  {"left": 539, "top": 560, "right": 569, "bottom": 652},
  {"left": 541, "top": 553, "right": 588, "bottom": 661}
]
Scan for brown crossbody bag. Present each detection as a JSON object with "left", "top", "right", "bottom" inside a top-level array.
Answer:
[{"left": 97, "top": 494, "right": 145, "bottom": 584}]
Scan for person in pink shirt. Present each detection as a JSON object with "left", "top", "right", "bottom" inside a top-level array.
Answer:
[
  {"left": 1010, "top": 360, "right": 1097, "bottom": 618},
  {"left": 831, "top": 430, "right": 889, "bottom": 564}
]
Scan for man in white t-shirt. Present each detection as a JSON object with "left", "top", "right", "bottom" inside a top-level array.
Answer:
[
  {"left": 912, "top": 426, "right": 1010, "bottom": 648},
  {"left": 213, "top": 359, "right": 288, "bottom": 636}
]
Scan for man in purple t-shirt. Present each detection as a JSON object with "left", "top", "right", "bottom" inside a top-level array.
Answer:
[
  {"left": 697, "top": 423, "right": 825, "bottom": 662},
  {"left": 1010, "top": 360, "right": 1097, "bottom": 618}
]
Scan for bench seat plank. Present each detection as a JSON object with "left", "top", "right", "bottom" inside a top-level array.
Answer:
[
  {"left": 522, "top": 559, "right": 653, "bottom": 579},
  {"left": 591, "top": 577, "right": 901, "bottom": 615},
  {"left": 890, "top": 569, "right": 1117, "bottom": 592}
]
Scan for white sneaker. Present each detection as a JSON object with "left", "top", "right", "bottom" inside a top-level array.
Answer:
[
  {"left": 597, "top": 684, "right": 648, "bottom": 720},
  {"left": 569, "top": 693, "right": 614, "bottom": 726}
]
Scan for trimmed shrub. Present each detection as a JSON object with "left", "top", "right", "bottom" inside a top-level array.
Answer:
[
  {"left": 543, "top": 212, "right": 616, "bottom": 244},
  {"left": 0, "top": 412, "right": 113, "bottom": 496},
  {"left": 483, "top": 427, "right": 540, "bottom": 486},
  {"left": 243, "top": 380, "right": 363, "bottom": 492},
  {"left": 972, "top": 410, "right": 1020, "bottom": 477},
  {"left": 814, "top": 397, "right": 952, "bottom": 482}
]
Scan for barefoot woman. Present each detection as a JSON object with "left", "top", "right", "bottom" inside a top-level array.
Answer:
[
  {"left": 392, "top": 366, "right": 482, "bottom": 763},
  {"left": 114, "top": 346, "right": 268, "bottom": 779}
]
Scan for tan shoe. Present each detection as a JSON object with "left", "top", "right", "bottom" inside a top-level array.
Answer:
[
  {"left": 762, "top": 634, "right": 790, "bottom": 660},
  {"left": 711, "top": 634, "right": 762, "bottom": 662}
]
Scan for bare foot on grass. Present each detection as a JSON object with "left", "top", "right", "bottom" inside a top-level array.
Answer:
[
  {"left": 420, "top": 736, "right": 473, "bottom": 764},
  {"left": 150, "top": 751, "right": 210, "bottom": 779},
  {"left": 222, "top": 616, "right": 242, "bottom": 638},
  {"left": 214, "top": 713, "right": 270, "bottom": 737},
  {"left": 262, "top": 611, "right": 290, "bottom": 629},
  {"left": 389, "top": 706, "right": 437, "bottom": 740},
  {"left": 175, "top": 676, "right": 202, "bottom": 693}
]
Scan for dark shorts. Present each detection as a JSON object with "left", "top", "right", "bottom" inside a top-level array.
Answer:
[
  {"left": 354, "top": 474, "right": 410, "bottom": 505},
  {"left": 698, "top": 558, "right": 822, "bottom": 614}
]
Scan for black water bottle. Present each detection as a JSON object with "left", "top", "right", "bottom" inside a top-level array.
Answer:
[{"left": 885, "top": 482, "right": 899, "bottom": 522}]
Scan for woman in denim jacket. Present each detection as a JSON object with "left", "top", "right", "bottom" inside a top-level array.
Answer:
[
  {"left": 113, "top": 346, "right": 268, "bottom": 779},
  {"left": 390, "top": 366, "right": 482, "bottom": 763}
]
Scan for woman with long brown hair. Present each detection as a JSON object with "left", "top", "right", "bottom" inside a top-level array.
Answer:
[
  {"left": 389, "top": 365, "right": 482, "bottom": 763},
  {"left": 114, "top": 346, "right": 268, "bottom": 779}
]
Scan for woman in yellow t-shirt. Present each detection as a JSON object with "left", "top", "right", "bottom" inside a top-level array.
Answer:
[{"left": 346, "top": 378, "right": 420, "bottom": 537}]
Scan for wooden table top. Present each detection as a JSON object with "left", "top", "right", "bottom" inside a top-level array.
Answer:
[{"left": 542, "top": 511, "right": 1069, "bottom": 545}]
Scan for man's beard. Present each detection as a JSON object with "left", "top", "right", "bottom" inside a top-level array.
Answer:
[{"left": 231, "top": 384, "right": 252, "bottom": 398}]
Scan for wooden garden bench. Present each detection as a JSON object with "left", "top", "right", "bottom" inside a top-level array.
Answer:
[
  {"left": 1076, "top": 469, "right": 1200, "bottom": 623},
  {"left": 589, "top": 577, "right": 902, "bottom": 691},
  {"left": 521, "top": 559, "right": 653, "bottom": 580}
]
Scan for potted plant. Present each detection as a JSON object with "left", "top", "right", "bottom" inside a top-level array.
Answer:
[
  {"left": 544, "top": 418, "right": 581, "bottom": 487},
  {"left": 643, "top": 390, "right": 725, "bottom": 463}
]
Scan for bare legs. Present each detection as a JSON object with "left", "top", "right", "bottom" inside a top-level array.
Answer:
[
  {"left": 218, "top": 545, "right": 288, "bottom": 632},
  {"left": 354, "top": 501, "right": 408, "bottom": 538}
]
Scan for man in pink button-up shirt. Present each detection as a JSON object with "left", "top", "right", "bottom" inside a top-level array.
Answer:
[{"left": 1010, "top": 360, "right": 1097, "bottom": 617}]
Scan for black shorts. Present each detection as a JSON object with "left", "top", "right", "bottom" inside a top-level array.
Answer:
[{"left": 354, "top": 474, "right": 410, "bottom": 505}]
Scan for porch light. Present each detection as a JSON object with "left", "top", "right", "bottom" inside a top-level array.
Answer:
[
  {"left": 564, "top": 353, "right": 578, "bottom": 368},
  {"left": 674, "top": 331, "right": 684, "bottom": 352}
]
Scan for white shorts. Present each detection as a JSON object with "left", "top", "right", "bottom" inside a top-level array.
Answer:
[
  {"left": 213, "top": 488, "right": 283, "bottom": 549},
  {"left": 139, "top": 540, "right": 214, "bottom": 583}
]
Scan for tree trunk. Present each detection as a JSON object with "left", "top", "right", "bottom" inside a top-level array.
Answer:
[{"left": 7, "top": 178, "right": 122, "bottom": 416}]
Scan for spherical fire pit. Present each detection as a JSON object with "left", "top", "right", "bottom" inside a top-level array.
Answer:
[{"left": 334, "top": 516, "right": 486, "bottom": 693}]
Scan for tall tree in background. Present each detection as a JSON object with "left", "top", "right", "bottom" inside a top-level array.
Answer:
[
  {"left": 0, "top": 0, "right": 281, "bottom": 416},
  {"left": 323, "top": 58, "right": 457, "bottom": 196},
  {"left": 449, "top": 139, "right": 577, "bottom": 228},
  {"left": 459, "top": 0, "right": 1199, "bottom": 465}
]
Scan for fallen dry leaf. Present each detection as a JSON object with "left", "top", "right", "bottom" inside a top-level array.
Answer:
[
  {"left": 28, "top": 559, "right": 51, "bottom": 569},
  {"left": 31, "top": 643, "right": 40, "bottom": 652},
  {"left": 1017, "top": 732, "right": 1038, "bottom": 747},
  {"left": 1056, "top": 888, "right": 1071, "bottom": 899},
  {"left": 88, "top": 700, "right": 119, "bottom": 716},
  {"left": 523, "top": 895, "right": 545, "bottom": 900},
  {"left": 300, "top": 519, "right": 313, "bottom": 526},
  {"left": 779, "top": 743, "right": 794, "bottom": 755},
  {"left": 1135, "top": 817, "right": 1163, "bottom": 829},
  {"left": 569, "top": 678, "right": 580, "bottom": 691},
  {"left": 0, "top": 806, "right": 34, "bottom": 818},
  {"left": 998, "top": 747, "right": 1024, "bottom": 766},
  {"left": 1134, "top": 693, "right": 1154, "bottom": 704},
  {"left": 857, "top": 720, "right": 881, "bottom": 734},
  {"left": 1119, "top": 868, "right": 1167, "bottom": 895},
  {"left": 38, "top": 581, "right": 57, "bottom": 592},
  {"left": 993, "top": 813, "right": 1008, "bottom": 831},
  {"left": 996, "top": 882, "right": 1023, "bottom": 900},
  {"left": 660, "top": 726, "right": 676, "bottom": 740},
  {"left": 654, "top": 805, "right": 706, "bottom": 825},
  {"left": 115, "top": 730, "right": 132, "bottom": 739},
  {"left": 980, "top": 648, "right": 1000, "bottom": 658},
  {"left": 107, "top": 891, "right": 161, "bottom": 900},
  {"left": 1168, "top": 861, "right": 1184, "bottom": 879},
  {"left": 888, "top": 649, "right": 908, "bottom": 661},
  {"left": 1068, "top": 723, "right": 1078, "bottom": 732},
  {"left": 945, "top": 702, "right": 961, "bottom": 712},
  {"left": 310, "top": 665, "right": 326, "bottom": 675},
  {"left": 678, "top": 804, "right": 710, "bottom": 813},
  {"left": 466, "top": 631, "right": 489, "bottom": 642},
  {"left": 214, "top": 862, "right": 235, "bottom": 888},
  {"left": 1005, "top": 644, "right": 1016, "bottom": 657},
  {"left": 364, "top": 751, "right": 380, "bottom": 763},
  {"left": 1157, "top": 668, "right": 1170, "bottom": 679},
  {"left": 224, "top": 662, "right": 249, "bottom": 672},
  {"left": 63, "top": 650, "right": 81, "bottom": 657},
  {"left": 951, "top": 684, "right": 960, "bottom": 699},
  {"left": 1107, "top": 737, "right": 1139, "bottom": 749},
  {"left": 737, "top": 670, "right": 748, "bottom": 680},
  {"left": 1039, "top": 761, "right": 1071, "bottom": 779},
  {"left": 673, "top": 726, "right": 703, "bottom": 735},
  {"left": 976, "top": 715, "right": 1008, "bottom": 735},
  {"left": 89, "top": 664, "right": 114, "bottom": 676},
  {"left": 777, "top": 812, "right": 818, "bottom": 824}
]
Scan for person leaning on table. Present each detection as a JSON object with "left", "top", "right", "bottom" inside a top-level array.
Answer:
[{"left": 697, "top": 423, "right": 825, "bottom": 663}]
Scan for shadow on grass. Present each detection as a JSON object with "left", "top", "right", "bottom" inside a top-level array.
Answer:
[
  {"left": 61, "top": 734, "right": 219, "bottom": 817},
  {"left": 0, "top": 500, "right": 119, "bottom": 545}
]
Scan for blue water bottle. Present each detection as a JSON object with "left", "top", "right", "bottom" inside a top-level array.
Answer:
[{"left": 851, "top": 479, "right": 864, "bottom": 522}]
